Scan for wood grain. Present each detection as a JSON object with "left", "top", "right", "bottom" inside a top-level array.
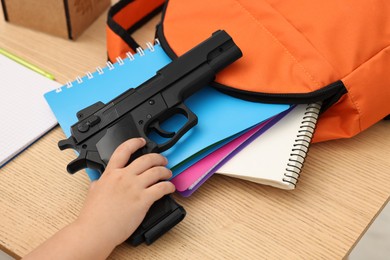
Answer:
[{"left": 1, "top": 3, "right": 389, "bottom": 259}]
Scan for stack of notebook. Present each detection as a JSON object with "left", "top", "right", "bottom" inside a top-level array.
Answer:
[{"left": 44, "top": 43, "right": 320, "bottom": 194}]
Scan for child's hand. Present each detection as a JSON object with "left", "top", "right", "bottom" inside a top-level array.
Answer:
[
  {"left": 24, "top": 138, "right": 175, "bottom": 260},
  {"left": 75, "top": 138, "right": 175, "bottom": 247}
]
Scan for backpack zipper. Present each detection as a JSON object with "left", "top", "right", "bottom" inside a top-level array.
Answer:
[{"left": 213, "top": 80, "right": 347, "bottom": 111}]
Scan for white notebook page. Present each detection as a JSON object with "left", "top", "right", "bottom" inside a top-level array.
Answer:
[{"left": 0, "top": 54, "right": 59, "bottom": 167}]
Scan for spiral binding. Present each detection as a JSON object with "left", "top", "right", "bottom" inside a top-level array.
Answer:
[
  {"left": 282, "top": 102, "right": 322, "bottom": 187},
  {"left": 55, "top": 39, "right": 160, "bottom": 93}
]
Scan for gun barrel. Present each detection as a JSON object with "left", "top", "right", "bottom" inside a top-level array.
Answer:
[{"left": 116, "top": 30, "right": 242, "bottom": 111}]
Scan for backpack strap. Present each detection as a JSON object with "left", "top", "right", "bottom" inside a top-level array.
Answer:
[{"left": 106, "top": 0, "right": 164, "bottom": 62}]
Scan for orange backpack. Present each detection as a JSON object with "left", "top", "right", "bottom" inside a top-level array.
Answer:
[{"left": 106, "top": 0, "right": 390, "bottom": 143}]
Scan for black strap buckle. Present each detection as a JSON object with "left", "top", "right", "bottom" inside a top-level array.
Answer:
[{"left": 127, "top": 195, "right": 186, "bottom": 246}]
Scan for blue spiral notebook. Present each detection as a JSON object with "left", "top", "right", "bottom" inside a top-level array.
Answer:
[{"left": 44, "top": 44, "right": 288, "bottom": 180}]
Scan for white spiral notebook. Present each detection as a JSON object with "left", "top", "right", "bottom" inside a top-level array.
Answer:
[{"left": 216, "top": 103, "right": 321, "bottom": 190}]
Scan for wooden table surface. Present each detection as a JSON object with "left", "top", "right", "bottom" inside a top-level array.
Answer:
[{"left": 1, "top": 5, "right": 389, "bottom": 260}]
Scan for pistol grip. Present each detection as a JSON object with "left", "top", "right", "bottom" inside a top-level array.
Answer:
[
  {"left": 92, "top": 114, "right": 185, "bottom": 245},
  {"left": 128, "top": 195, "right": 186, "bottom": 246}
]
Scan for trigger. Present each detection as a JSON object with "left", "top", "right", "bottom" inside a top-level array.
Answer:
[
  {"left": 150, "top": 121, "right": 175, "bottom": 138},
  {"left": 67, "top": 149, "right": 87, "bottom": 174}
]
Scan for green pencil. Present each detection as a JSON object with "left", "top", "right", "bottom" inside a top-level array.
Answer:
[{"left": 0, "top": 48, "right": 55, "bottom": 80}]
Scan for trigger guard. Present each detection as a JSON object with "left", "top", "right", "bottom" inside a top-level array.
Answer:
[
  {"left": 154, "top": 103, "right": 198, "bottom": 151},
  {"left": 150, "top": 121, "right": 176, "bottom": 138}
]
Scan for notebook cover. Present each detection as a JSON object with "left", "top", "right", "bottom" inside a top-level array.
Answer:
[{"left": 44, "top": 45, "right": 288, "bottom": 180}]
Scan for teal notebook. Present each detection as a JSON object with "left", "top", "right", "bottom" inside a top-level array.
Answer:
[{"left": 44, "top": 44, "right": 288, "bottom": 180}]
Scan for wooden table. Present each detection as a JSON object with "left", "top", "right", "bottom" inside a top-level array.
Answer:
[{"left": 1, "top": 5, "right": 389, "bottom": 260}]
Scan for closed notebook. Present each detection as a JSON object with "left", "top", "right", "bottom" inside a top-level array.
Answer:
[
  {"left": 44, "top": 44, "right": 288, "bottom": 180},
  {"left": 0, "top": 53, "right": 59, "bottom": 167},
  {"left": 216, "top": 103, "right": 321, "bottom": 190}
]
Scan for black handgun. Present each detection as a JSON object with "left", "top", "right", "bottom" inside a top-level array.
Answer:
[{"left": 58, "top": 30, "right": 242, "bottom": 245}]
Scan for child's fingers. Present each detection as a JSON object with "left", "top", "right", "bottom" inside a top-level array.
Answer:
[
  {"left": 125, "top": 153, "right": 168, "bottom": 175},
  {"left": 138, "top": 166, "right": 172, "bottom": 188},
  {"left": 145, "top": 181, "right": 176, "bottom": 203},
  {"left": 106, "top": 138, "right": 146, "bottom": 171}
]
